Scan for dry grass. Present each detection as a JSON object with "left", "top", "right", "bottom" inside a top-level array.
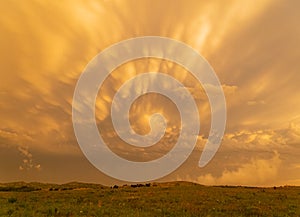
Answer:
[{"left": 0, "top": 181, "right": 299, "bottom": 216}]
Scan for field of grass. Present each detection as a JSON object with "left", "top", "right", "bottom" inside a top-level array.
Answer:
[{"left": 0, "top": 181, "right": 299, "bottom": 217}]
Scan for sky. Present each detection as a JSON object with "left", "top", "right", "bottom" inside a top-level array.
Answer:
[{"left": 0, "top": 0, "right": 299, "bottom": 186}]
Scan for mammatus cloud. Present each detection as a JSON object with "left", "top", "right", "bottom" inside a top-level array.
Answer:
[{"left": 0, "top": 0, "right": 299, "bottom": 185}]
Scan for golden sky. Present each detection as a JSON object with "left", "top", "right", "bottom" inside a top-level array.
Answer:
[{"left": 0, "top": 0, "right": 300, "bottom": 186}]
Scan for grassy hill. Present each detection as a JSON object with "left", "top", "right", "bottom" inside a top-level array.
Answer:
[{"left": 0, "top": 181, "right": 299, "bottom": 216}]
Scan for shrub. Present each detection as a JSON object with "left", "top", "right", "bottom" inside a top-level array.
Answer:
[{"left": 8, "top": 197, "right": 17, "bottom": 203}]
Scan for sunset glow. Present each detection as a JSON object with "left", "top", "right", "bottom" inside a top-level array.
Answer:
[{"left": 0, "top": 0, "right": 299, "bottom": 186}]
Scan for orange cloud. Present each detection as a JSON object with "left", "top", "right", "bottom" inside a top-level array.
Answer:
[
  {"left": 0, "top": 0, "right": 299, "bottom": 185},
  {"left": 196, "top": 151, "right": 281, "bottom": 186}
]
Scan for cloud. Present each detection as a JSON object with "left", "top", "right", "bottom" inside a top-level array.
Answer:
[
  {"left": 223, "top": 121, "right": 300, "bottom": 151},
  {"left": 286, "top": 179, "right": 300, "bottom": 186},
  {"left": 196, "top": 151, "right": 281, "bottom": 186},
  {"left": 247, "top": 100, "right": 266, "bottom": 106},
  {"left": 0, "top": 0, "right": 299, "bottom": 185},
  {"left": 175, "top": 122, "right": 300, "bottom": 187},
  {"left": 18, "top": 145, "right": 41, "bottom": 171},
  {"left": 0, "top": 0, "right": 279, "bottom": 154}
]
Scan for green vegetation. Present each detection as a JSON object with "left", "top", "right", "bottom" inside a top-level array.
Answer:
[{"left": 0, "top": 182, "right": 299, "bottom": 217}]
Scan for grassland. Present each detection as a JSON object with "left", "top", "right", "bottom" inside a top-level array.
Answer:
[{"left": 0, "top": 181, "right": 299, "bottom": 217}]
